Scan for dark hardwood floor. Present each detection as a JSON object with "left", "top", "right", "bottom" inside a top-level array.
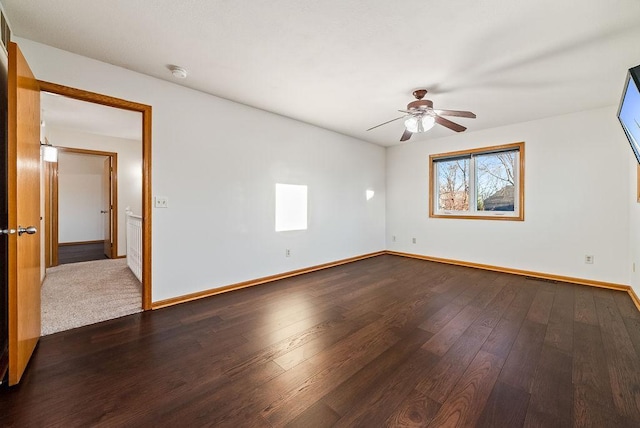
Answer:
[
  {"left": 58, "top": 242, "right": 108, "bottom": 264},
  {"left": 2, "top": 254, "right": 640, "bottom": 427}
]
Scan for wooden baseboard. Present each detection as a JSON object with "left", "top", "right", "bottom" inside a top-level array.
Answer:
[
  {"left": 386, "top": 250, "right": 630, "bottom": 292},
  {"left": 628, "top": 287, "right": 640, "bottom": 312},
  {"left": 59, "top": 240, "right": 105, "bottom": 246},
  {"left": 151, "top": 251, "right": 386, "bottom": 309},
  {"left": 150, "top": 248, "right": 640, "bottom": 314}
]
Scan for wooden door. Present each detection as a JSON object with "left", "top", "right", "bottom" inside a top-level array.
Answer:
[
  {"left": 7, "top": 42, "right": 41, "bottom": 386},
  {"left": 102, "top": 156, "right": 112, "bottom": 258}
]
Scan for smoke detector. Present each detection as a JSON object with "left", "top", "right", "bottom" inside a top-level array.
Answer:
[{"left": 168, "top": 65, "right": 188, "bottom": 79}]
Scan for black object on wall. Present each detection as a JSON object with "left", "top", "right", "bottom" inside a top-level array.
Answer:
[{"left": 617, "top": 64, "right": 640, "bottom": 165}]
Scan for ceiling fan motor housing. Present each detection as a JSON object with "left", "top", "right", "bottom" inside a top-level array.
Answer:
[{"left": 407, "top": 99, "right": 433, "bottom": 111}]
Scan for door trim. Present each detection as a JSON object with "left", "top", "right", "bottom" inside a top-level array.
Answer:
[
  {"left": 43, "top": 160, "right": 58, "bottom": 266},
  {"left": 38, "top": 80, "right": 153, "bottom": 310},
  {"left": 46, "top": 147, "right": 118, "bottom": 263}
]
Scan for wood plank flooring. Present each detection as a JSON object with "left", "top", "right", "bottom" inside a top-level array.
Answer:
[
  {"left": 2, "top": 254, "right": 640, "bottom": 427},
  {"left": 58, "top": 242, "right": 108, "bottom": 264}
]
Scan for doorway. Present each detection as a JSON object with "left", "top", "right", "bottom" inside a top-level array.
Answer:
[
  {"left": 5, "top": 43, "right": 152, "bottom": 385},
  {"left": 45, "top": 148, "right": 118, "bottom": 266},
  {"left": 38, "top": 81, "right": 152, "bottom": 311},
  {"left": 40, "top": 92, "right": 145, "bottom": 334}
]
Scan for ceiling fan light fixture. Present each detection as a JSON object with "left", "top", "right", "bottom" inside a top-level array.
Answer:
[
  {"left": 365, "top": 89, "right": 474, "bottom": 139},
  {"left": 404, "top": 115, "right": 435, "bottom": 133}
]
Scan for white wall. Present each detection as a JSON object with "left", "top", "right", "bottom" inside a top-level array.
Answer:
[
  {"left": 387, "top": 106, "right": 631, "bottom": 286},
  {"left": 47, "top": 127, "right": 142, "bottom": 256},
  {"left": 57, "top": 152, "right": 105, "bottom": 243},
  {"left": 16, "top": 37, "right": 386, "bottom": 302},
  {"left": 629, "top": 155, "right": 640, "bottom": 295},
  {"left": 20, "top": 36, "right": 634, "bottom": 301}
]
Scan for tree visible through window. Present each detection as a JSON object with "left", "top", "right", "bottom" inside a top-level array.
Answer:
[
  {"left": 430, "top": 142, "right": 524, "bottom": 220},
  {"left": 476, "top": 151, "right": 516, "bottom": 212},
  {"left": 437, "top": 157, "right": 469, "bottom": 211}
]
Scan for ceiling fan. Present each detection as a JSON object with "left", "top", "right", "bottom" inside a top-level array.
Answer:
[{"left": 367, "top": 89, "right": 476, "bottom": 142}]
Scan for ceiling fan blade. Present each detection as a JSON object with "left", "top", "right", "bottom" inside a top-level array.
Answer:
[
  {"left": 436, "top": 109, "right": 476, "bottom": 119},
  {"left": 400, "top": 129, "right": 413, "bottom": 141},
  {"left": 435, "top": 115, "right": 467, "bottom": 132},
  {"left": 366, "top": 116, "right": 405, "bottom": 131}
]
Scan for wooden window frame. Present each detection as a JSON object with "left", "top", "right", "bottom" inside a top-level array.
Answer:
[{"left": 429, "top": 142, "right": 525, "bottom": 221}]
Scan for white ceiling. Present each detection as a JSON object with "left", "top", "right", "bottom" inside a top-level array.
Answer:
[{"left": 5, "top": 0, "right": 640, "bottom": 146}]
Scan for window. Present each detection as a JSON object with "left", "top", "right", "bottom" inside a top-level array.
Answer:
[
  {"left": 429, "top": 142, "right": 524, "bottom": 220},
  {"left": 275, "top": 183, "right": 308, "bottom": 231}
]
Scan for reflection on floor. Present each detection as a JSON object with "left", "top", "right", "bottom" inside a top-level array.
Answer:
[{"left": 5, "top": 255, "right": 640, "bottom": 425}]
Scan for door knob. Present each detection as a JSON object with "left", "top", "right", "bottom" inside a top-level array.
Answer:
[
  {"left": 0, "top": 228, "right": 16, "bottom": 235},
  {"left": 100, "top": 210, "right": 109, "bottom": 214},
  {"left": 17, "top": 226, "right": 37, "bottom": 236}
]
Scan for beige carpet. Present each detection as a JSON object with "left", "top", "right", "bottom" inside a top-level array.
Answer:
[{"left": 41, "top": 258, "right": 142, "bottom": 335}]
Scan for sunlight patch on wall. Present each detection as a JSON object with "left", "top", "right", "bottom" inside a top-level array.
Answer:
[
  {"left": 366, "top": 189, "right": 375, "bottom": 201},
  {"left": 275, "top": 183, "right": 308, "bottom": 231}
]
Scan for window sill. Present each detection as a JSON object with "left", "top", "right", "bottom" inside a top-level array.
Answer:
[{"left": 430, "top": 213, "right": 524, "bottom": 221}]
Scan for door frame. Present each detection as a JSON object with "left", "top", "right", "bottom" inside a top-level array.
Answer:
[
  {"left": 38, "top": 81, "right": 153, "bottom": 310},
  {"left": 45, "top": 147, "right": 118, "bottom": 266},
  {"left": 43, "top": 159, "right": 57, "bottom": 267}
]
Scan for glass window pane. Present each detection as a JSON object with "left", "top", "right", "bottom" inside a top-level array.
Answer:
[
  {"left": 436, "top": 158, "right": 470, "bottom": 211},
  {"left": 475, "top": 150, "right": 517, "bottom": 212}
]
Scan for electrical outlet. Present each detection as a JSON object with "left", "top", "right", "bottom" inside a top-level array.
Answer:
[
  {"left": 412, "top": 237, "right": 416, "bottom": 244},
  {"left": 154, "top": 196, "right": 169, "bottom": 208},
  {"left": 392, "top": 235, "right": 396, "bottom": 242},
  {"left": 585, "top": 255, "right": 594, "bottom": 264},
  {"left": 285, "top": 249, "right": 291, "bottom": 257}
]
